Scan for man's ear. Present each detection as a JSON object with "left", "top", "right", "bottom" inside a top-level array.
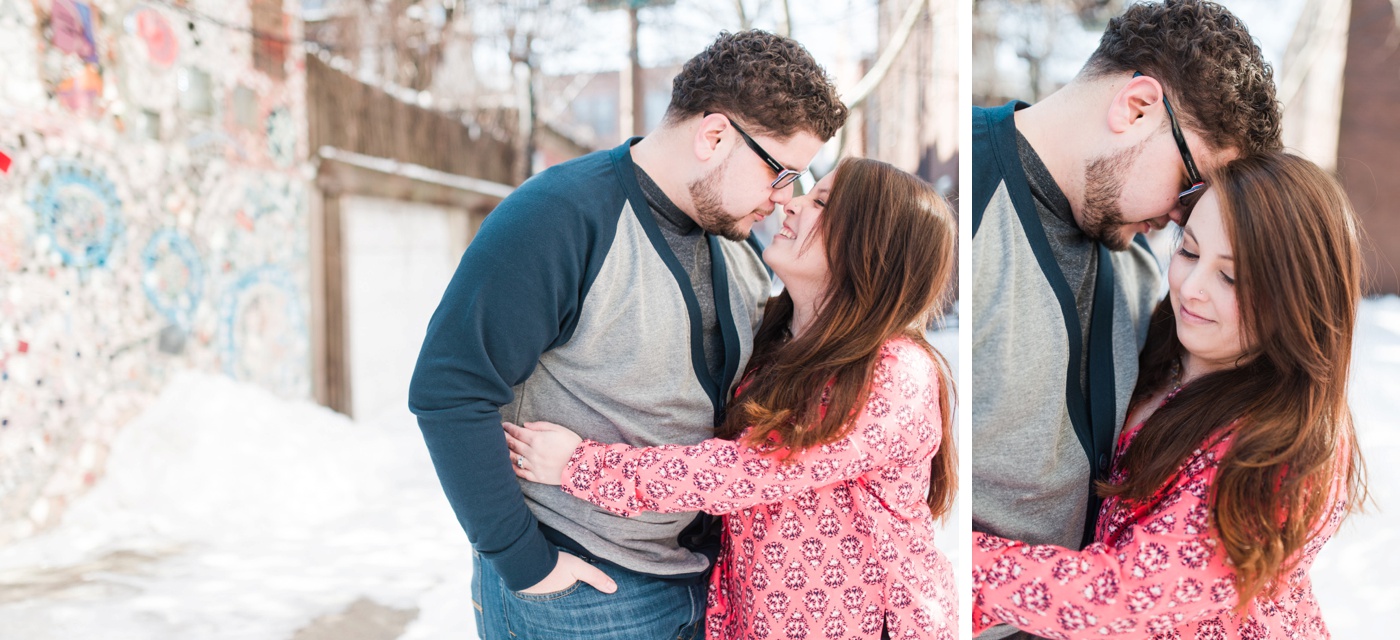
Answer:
[
  {"left": 1107, "top": 74, "right": 1165, "bottom": 136},
  {"left": 693, "top": 113, "right": 729, "bottom": 163}
]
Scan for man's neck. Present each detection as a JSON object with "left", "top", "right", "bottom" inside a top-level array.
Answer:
[
  {"left": 1013, "top": 92, "right": 1088, "bottom": 224},
  {"left": 630, "top": 132, "right": 699, "bottom": 222}
]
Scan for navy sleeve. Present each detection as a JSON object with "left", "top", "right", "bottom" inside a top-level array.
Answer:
[{"left": 408, "top": 177, "right": 607, "bottom": 591}]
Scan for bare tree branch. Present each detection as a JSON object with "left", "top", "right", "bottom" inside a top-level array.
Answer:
[
  {"left": 733, "top": 0, "right": 751, "bottom": 29},
  {"left": 842, "top": 0, "right": 926, "bottom": 109}
]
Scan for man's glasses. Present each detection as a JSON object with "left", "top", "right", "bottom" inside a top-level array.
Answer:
[
  {"left": 1135, "top": 72, "right": 1206, "bottom": 211},
  {"left": 705, "top": 112, "right": 805, "bottom": 189}
]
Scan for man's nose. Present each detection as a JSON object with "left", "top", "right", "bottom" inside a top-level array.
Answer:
[{"left": 770, "top": 183, "right": 796, "bottom": 206}]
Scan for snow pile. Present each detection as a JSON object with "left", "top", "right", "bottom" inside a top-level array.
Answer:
[
  {"left": 0, "top": 373, "right": 472, "bottom": 639},
  {"left": 1311, "top": 296, "right": 1400, "bottom": 635}
]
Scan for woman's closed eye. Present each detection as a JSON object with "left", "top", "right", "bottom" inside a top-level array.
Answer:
[{"left": 1177, "top": 247, "right": 1235, "bottom": 285}]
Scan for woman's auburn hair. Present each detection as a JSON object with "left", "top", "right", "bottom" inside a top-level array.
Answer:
[
  {"left": 716, "top": 157, "right": 959, "bottom": 522},
  {"left": 1102, "top": 152, "right": 1368, "bottom": 607}
]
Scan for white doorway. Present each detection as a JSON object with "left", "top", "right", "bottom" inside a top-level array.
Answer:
[{"left": 341, "top": 195, "right": 470, "bottom": 425}]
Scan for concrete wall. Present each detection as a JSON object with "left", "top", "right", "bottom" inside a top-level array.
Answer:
[{"left": 0, "top": 0, "right": 310, "bottom": 543}]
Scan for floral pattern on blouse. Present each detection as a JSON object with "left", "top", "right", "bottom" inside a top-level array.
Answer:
[
  {"left": 561, "top": 338, "right": 957, "bottom": 640},
  {"left": 972, "top": 420, "right": 1347, "bottom": 640}
]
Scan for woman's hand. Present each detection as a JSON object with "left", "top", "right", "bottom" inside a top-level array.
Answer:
[{"left": 504, "top": 420, "right": 583, "bottom": 486}]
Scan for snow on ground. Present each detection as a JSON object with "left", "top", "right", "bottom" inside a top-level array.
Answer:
[
  {"left": 927, "top": 324, "right": 962, "bottom": 596},
  {"left": 1311, "top": 296, "right": 1400, "bottom": 635},
  {"left": 0, "top": 373, "right": 474, "bottom": 639},
  {"left": 0, "top": 303, "right": 1393, "bottom": 639}
]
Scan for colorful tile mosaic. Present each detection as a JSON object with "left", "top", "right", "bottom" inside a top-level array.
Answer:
[{"left": 0, "top": 0, "right": 311, "bottom": 544}]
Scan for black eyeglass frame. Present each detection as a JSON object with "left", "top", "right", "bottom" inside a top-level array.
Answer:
[
  {"left": 704, "top": 112, "right": 806, "bottom": 190},
  {"left": 1134, "top": 72, "right": 1206, "bottom": 211}
]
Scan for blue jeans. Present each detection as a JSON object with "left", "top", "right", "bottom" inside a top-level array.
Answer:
[{"left": 472, "top": 550, "right": 707, "bottom": 640}]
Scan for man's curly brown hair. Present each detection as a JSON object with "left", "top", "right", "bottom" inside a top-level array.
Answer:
[
  {"left": 1082, "top": 0, "right": 1282, "bottom": 157},
  {"left": 666, "top": 30, "right": 848, "bottom": 141}
]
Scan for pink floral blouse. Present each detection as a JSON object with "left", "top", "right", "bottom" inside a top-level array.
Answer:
[
  {"left": 561, "top": 338, "right": 957, "bottom": 640},
  {"left": 972, "top": 418, "right": 1347, "bottom": 640}
]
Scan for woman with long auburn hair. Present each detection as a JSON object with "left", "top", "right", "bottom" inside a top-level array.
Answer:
[
  {"left": 504, "top": 157, "right": 959, "bottom": 640},
  {"left": 971, "top": 152, "right": 1367, "bottom": 639}
]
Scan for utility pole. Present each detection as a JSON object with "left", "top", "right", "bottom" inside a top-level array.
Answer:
[
  {"left": 620, "top": 4, "right": 644, "bottom": 138},
  {"left": 586, "top": 0, "right": 672, "bottom": 139}
]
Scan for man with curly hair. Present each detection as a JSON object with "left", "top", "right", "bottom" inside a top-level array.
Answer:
[
  {"left": 971, "top": 2, "right": 1281, "bottom": 637},
  {"left": 410, "top": 30, "right": 846, "bottom": 639}
]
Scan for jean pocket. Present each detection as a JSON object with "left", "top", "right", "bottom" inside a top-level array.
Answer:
[
  {"left": 511, "top": 580, "right": 584, "bottom": 602},
  {"left": 471, "top": 551, "right": 484, "bottom": 612}
]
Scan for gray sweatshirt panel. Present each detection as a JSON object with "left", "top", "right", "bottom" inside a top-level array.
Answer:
[
  {"left": 503, "top": 200, "right": 769, "bottom": 576},
  {"left": 972, "top": 179, "right": 1161, "bottom": 545},
  {"left": 972, "top": 181, "right": 1093, "bottom": 551},
  {"left": 634, "top": 166, "right": 726, "bottom": 383}
]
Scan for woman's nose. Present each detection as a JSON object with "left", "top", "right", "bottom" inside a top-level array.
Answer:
[{"left": 1182, "top": 268, "right": 1208, "bottom": 300}]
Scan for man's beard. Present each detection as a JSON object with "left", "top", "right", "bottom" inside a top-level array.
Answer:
[
  {"left": 1081, "top": 139, "right": 1148, "bottom": 251},
  {"left": 688, "top": 158, "right": 759, "bottom": 242}
]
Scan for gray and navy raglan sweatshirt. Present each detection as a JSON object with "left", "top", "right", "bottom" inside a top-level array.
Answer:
[
  {"left": 970, "top": 102, "right": 1160, "bottom": 564},
  {"left": 408, "top": 139, "right": 770, "bottom": 591}
]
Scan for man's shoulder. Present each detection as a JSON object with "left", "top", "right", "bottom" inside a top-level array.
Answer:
[
  {"left": 970, "top": 105, "right": 998, "bottom": 160},
  {"left": 459, "top": 148, "right": 639, "bottom": 277},
  {"left": 1112, "top": 237, "right": 1165, "bottom": 303},
  {"left": 474, "top": 149, "right": 637, "bottom": 254},
  {"left": 971, "top": 102, "right": 1021, "bottom": 146},
  {"left": 715, "top": 235, "right": 772, "bottom": 294},
  {"left": 500, "top": 149, "right": 624, "bottom": 216},
  {"left": 1115, "top": 237, "right": 1161, "bottom": 276},
  {"left": 720, "top": 233, "right": 766, "bottom": 265},
  {"left": 971, "top": 102, "right": 1030, "bottom": 235}
]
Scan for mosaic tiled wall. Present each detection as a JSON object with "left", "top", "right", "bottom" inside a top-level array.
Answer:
[{"left": 0, "top": 0, "right": 310, "bottom": 543}]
